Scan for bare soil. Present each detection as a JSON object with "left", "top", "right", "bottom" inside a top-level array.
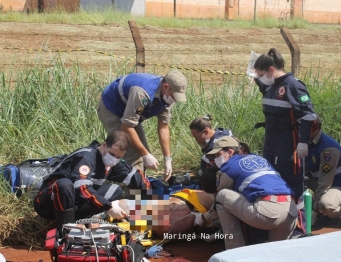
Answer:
[
  {"left": 1, "top": 22, "right": 341, "bottom": 83},
  {"left": 1, "top": 21, "right": 341, "bottom": 261}
]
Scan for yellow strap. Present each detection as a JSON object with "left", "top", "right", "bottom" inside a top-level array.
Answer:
[{"left": 172, "top": 189, "right": 207, "bottom": 213}]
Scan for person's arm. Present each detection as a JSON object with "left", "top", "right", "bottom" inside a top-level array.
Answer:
[
  {"left": 313, "top": 147, "right": 340, "bottom": 212},
  {"left": 107, "top": 160, "right": 151, "bottom": 189},
  {"left": 158, "top": 120, "right": 171, "bottom": 159},
  {"left": 71, "top": 158, "right": 113, "bottom": 211},
  {"left": 287, "top": 80, "right": 316, "bottom": 143},
  {"left": 120, "top": 86, "right": 150, "bottom": 155},
  {"left": 121, "top": 124, "right": 149, "bottom": 156}
]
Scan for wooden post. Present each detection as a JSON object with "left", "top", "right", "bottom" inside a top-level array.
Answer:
[
  {"left": 280, "top": 27, "right": 301, "bottom": 76},
  {"left": 128, "top": 20, "right": 145, "bottom": 73}
]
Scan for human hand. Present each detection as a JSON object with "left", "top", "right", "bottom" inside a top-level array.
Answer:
[
  {"left": 191, "top": 212, "right": 204, "bottom": 227},
  {"left": 164, "top": 158, "right": 172, "bottom": 181},
  {"left": 142, "top": 153, "right": 159, "bottom": 170},
  {"left": 297, "top": 143, "right": 308, "bottom": 158},
  {"left": 107, "top": 200, "right": 126, "bottom": 220}
]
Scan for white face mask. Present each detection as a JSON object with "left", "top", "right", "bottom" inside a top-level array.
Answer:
[
  {"left": 102, "top": 148, "right": 119, "bottom": 167},
  {"left": 163, "top": 88, "right": 176, "bottom": 105},
  {"left": 214, "top": 155, "right": 226, "bottom": 168},
  {"left": 205, "top": 136, "right": 210, "bottom": 145},
  {"left": 259, "top": 74, "right": 275, "bottom": 86}
]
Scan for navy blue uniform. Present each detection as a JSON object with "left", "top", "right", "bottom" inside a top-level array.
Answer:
[
  {"left": 255, "top": 73, "right": 316, "bottom": 199},
  {"left": 34, "top": 140, "right": 149, "bottom": 220},
  {"left": 308, "top": 131, "right": 341, "bottom": 212},
  {"left": 200, "top": 128, "right": 233, "bottom": 172}
]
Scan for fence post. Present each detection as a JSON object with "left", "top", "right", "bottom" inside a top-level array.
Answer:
[
  {"left": 280, "top": 27, "right": 300, "bottom": 76},
  {"left": 128, "top": 20, "right": 145, "bottom": 73}
]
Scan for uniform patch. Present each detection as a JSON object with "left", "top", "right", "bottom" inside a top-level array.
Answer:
[
  {"left": 299, "top": 95, "right": 310, "bottom": 103},
  {"left": 322, "top": 164, "right": 331, "bottom": 173},
  {"left": 141, "top": 98, "right": 150, "bottom": 106},
  {"left": 312, "top": 156, "right": 316, "bottom": 163},
  {"left": 79, "top": 165, "right": 90, "bottom": 179},
  {"left": 323, "top": 150, "right": 332, "bottom": 162},
  {"left": 278, "top": 86, "right": 285, "bottom": 96},
  {"left": 136, "top": 107, "right": 143, "bottom": 114},
  {"left": 216, "top": 171, "right": 222, "bottom": 187}
]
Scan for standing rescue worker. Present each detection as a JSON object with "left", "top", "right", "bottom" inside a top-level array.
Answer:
[
  {"left": 34, "top": 131, "right": 150, "bottom": 229},
  {"left": 199, "top": 136, "right": 297, "bottom": 250},
  {"left": 97, "top": 70, "right": 188, "bottom": 182},
  {"left": 307, "top": 116, "right": 341, "bottom": 226},
  {"left": 253, "top": 48, "right": 318, "bottom": 200}
]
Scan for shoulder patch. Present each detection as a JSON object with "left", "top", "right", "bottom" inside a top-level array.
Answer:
[
  {"left": 136, "top": 107, "right": 143, "bottom": 114},
  {"left": 141, "top": 98, "right": 150, "bottom": 106},
  {"left": 322, "top": 164, "right": 331, "bottom": 173},
  {"left": 299, "top": 95, "right": 310, "bottom": 103},
  {"left": 79, "top": 165, "right": 90, "bottom": 178},
  {"left": 323, "top": 150, "right": 332, "bottom": 162},
  {"left": 278, "top": 86, "right": 285, "bottom": 96}
]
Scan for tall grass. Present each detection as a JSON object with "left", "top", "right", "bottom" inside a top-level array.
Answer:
[
  {"left": 0, "top": 8, "right": 337, "bottom": 30},
  {"left": 1, "top": 54, "right": 341, "bottom": 249},
  {"left": 1, "top": 57, "right": 341, "bottom": 173}
]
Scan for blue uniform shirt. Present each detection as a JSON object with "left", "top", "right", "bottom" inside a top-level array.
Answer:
[
  {"left": 307, "top": 131, "right": 341, "bottom": 211},
  {"left": 101, "top": 73, "right": 168, "bottom": 122},
  {"left": 219, "top": 154, "right": 294, "bottom": 202}
]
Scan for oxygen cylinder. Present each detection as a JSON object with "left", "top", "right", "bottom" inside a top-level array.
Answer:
[{"left": 303, "top": 157, "right": 313, "bottom": 234}]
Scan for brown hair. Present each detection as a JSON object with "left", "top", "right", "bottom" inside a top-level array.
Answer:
[
  {"left": 105, "top": 131, "right": 130, "bottom": 151},
  {"left": 189, "top": 114, "right": 213, "bottom": 132},
  {"left": 254, "top": 48, "right": 285, "bottom": 72}
]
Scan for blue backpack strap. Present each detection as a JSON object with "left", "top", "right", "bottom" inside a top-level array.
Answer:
[{"left": 3, "top": 164, "right": 21, "bottom": 196}]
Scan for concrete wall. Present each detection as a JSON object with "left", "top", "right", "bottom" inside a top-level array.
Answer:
[
  {"left": 145, "top": 0, "right": 225, "bottom": 19},
  {"left": 1, "top": 0, "right": 341, "bottom": 24},
  {"left": 114, "top": 0, "right": 145, "bottom": 16},
  {"left": 303, "top": 0, "right": 341, "bottom": 23},
  {"left": 80, "top": 0, "right": 113, "bottom": 12},
  {"left": 0, "top": 0, "right": 33, "bottom": 11}
]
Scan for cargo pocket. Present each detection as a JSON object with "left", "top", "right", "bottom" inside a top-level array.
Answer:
[
  {"left": 288, "top": 202, "right": 298, "bottom": 217},
  {"left": 255, "top": 201, "right": 280, "bottom": 219}
]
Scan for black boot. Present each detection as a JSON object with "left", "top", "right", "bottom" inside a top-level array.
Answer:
[{"left": 56, "top": 208, "right": 75, "bottom": 231}]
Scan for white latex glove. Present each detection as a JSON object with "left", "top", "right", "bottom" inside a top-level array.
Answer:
[
  {"left": 142, "top": 153, "right": 159, "bottom": 170},
  {"left": 312, "top": 211, "right": 318, "bottom": 226},
  {"left": 297, "top": 143, "right": 308, "bottom": 159},
  {"left": 107, "top": 200, "right": 126, "bottom": 220},
  {"left": 164, "top": 158, "right": 172, "bottom": 182},
  {"left": 191, "top": 212, "right": 204, "bottom": 227}
]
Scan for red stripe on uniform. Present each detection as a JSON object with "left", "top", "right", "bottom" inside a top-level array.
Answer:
[
  {"left": 52, "top": 183, "right": 64, "bottom": 211},
  {"left": 139, "top": 170, "right": 151, "bottom": 190},
  {"left": 80, "top": 185, "right": 103, "bottom": 208}
]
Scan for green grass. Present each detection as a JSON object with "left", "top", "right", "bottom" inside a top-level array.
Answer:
[
  {"left": 0, "top": 8, "right": 338, "bottom": 30},
  {"left": 0, "top": 11, "right": 341, "bottom": 249},
  {"left": 1, "top": 56, "right": 341, "bottom": 174}
]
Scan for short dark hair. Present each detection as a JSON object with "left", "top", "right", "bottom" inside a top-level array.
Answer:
[
  {"left": 201, "top": 165, "right": 220, "bottom": 194},
  {"left": 189, "top": 114, "right": 213, "bottom": 132},
  {"left": 105, "top": 131, "right": 130, "bottom": 151}
]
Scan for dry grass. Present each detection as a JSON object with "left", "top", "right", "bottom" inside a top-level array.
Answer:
[{"left": 0, "top": 180, "right": 54, "bottom": 250}]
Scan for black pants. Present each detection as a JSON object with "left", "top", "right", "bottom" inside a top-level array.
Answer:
[
  {"left": 263, "top": 127, "right": 304, "bottom": 200},
  {"left": 34, "top": 178, "right": 122, "bottom": 220}
]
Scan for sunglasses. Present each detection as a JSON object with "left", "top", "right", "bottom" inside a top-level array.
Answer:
[{"left": 195, "top": 129, "right": 206, "bottom": 140}]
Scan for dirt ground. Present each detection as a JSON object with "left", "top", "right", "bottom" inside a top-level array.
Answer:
[
  {"left": 1, "top": 21, "right": 341, "bottom": 261},
  {"left": 1, "top": 22, "right": 341, "bottom": 83},
  {"left": 1, "top": 222, "right": 341, "bottom": 262}
]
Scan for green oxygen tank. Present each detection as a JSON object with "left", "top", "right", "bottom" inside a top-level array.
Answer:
[{"left": 303, "top": 157, "right": 313, "bottom": 234}]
